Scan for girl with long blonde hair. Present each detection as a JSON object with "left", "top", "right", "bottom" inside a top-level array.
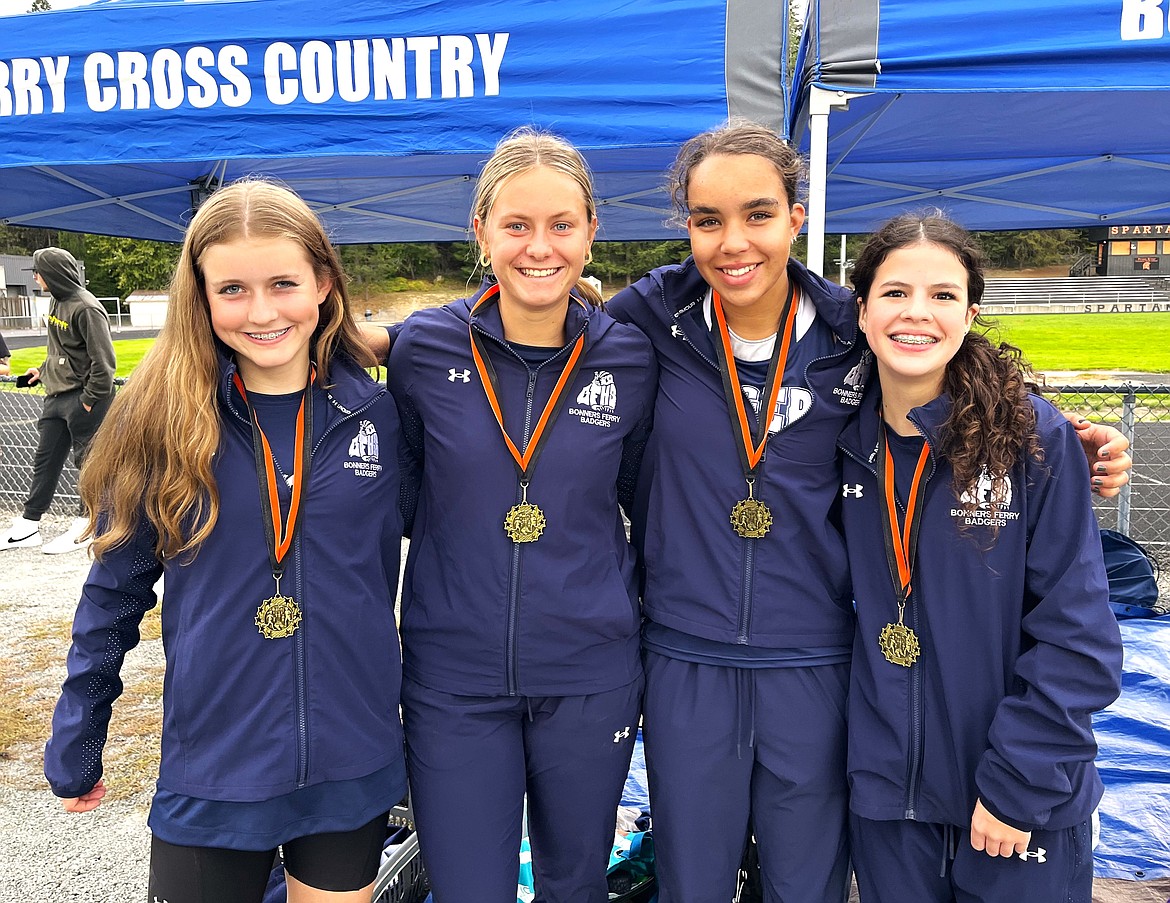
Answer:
[{"left": 46, "top": 179, "right": 407, "bottom": 903}]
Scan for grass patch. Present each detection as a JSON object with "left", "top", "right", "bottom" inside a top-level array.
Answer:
[
  {"left": 8, "top": 338, "right": 155, "bottom": 380},
  {"left": 987, "top": 313, "right": 1170, "bottom": 373},
  {"left": 0, "top": 609, "right": 164, "bottom": 799},
  {"left": 10, "top": 338, "right": 155, "bottom": 379},
  {"left": 8, "top": 312, "right": 1170, "bottom": 378}
]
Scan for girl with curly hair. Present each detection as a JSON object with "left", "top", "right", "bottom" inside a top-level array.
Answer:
[{"left": 839, "top": 212, "right": 1124, "bottom": 902}]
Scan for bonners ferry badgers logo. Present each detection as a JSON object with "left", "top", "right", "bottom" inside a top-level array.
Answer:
[
  {"left": 570, "top": 371, "right": 622, "bottom": 428},
  {"left": 953, "top": 468, "right": 1019, "bottom": 528},
  {"left": 344, "top": 420, "right": 383, "bottom": 478},
  {"left": 834, "top": 350, "right": 871, "bottom": 406}
]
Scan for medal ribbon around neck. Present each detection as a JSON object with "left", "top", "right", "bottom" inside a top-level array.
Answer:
[
  {"left": 232, "top": 366, "right": 314, "bottom": 639},
  {"left": 710, "top": 281, "right": 799, "bottom": 538},
  {"left": 468, "top": 284, "right": 587, "bottom": 542},
  {"left": 875, "top": 426, "right": 932, "bottom": 666}
]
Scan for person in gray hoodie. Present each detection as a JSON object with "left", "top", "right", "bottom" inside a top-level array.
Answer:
[{"left": 1, "top": 247, "right": 115, "bottom": 553}]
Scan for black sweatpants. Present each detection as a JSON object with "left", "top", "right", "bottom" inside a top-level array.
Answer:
[{"left": 23, "top": 388, "right": 111, "bottom": 520}]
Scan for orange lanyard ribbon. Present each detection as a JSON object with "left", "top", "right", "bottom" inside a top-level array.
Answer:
[
  {"left": 876, "top": 427, "right": 932, "bottom": 603},
  {"left": 710, "top": 283, "right": 800, "bottom": 478},
  {"left": 468, "top": 284, "right": 587, "bottom": 482},
  {"left": 232, "top": 369, "right": 313, "bottom": 576}
]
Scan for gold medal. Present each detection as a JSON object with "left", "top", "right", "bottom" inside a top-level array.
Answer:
[
  {"left": 469, "top": 285, "right": 587, "bottom": 549},
  {"left": 504, "top": 501, "right": 546, "bottom": 543},
  {"left": 710, "top": 288, "right": 799, "bottom": 544},
  {"left": 730, "top": 497, "right": 772, "bottom": 538},
  {"left": 879, "top": 621, "right": 920, "bottom": 667},
  {"left": 233, "top": 369, "right": 313, "bottom": 643},
  {"left": 256, "top": 592, "right": 302, "bottom": 639}
]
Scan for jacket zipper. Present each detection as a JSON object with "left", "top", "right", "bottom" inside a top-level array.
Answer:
[
  {"left": 292, "top": 390, "right": 384, "bottom": 785},
  {"left": 229, "top": 369, "right": 385, "bottom": 789},
  {"left": 657, "top": 280, "right": 858, "bottom": 645},
  {"left": 840, "top": 426, "right": 936, "bottom": 820},
  {"left": 472, "top": 321, "right": 586, "bottom": 696}
]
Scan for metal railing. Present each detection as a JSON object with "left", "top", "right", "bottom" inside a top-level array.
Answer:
[{"left": 3, "top": 378, "right": 1168, "bottom": 558}]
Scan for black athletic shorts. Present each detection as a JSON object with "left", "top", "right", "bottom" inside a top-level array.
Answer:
[{"left": 147, "top": 811, "right": 389, "bottom": 902}]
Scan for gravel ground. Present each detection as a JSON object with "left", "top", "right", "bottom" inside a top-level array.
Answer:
[{"left": 0, "top": 513, "right": 160, "bottom": 901}]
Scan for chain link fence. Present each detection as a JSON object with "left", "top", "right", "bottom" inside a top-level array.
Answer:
[
  {"left": 1045, "top": 384, "right": 1170, "bottom": 564},
  {"left": 3, "top": 378, "right": 1169, "bottom": 558},
  {"left": 0, "top": 377, "right": 127, "bottom": 517}
]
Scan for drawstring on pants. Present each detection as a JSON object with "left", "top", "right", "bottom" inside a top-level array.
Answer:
[
  {"left": 939, "top": 823, "right": 958, "bottom": 877},
  {"left": 734, "top": 670, "right": 757, "bottom": 760}
]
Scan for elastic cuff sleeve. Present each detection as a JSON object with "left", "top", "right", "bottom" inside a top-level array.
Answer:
[{"left": 978, "top": 796, "right": 1042, "bottom": 834}]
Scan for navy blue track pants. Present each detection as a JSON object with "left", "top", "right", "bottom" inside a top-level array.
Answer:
[
  {"left": 850, "top": 814, "right": 1094, "bottom": 902},
  {"left": 402, "top": 677, "right": 642, "bottom": 903},
  {"left": 641, "top": 651, "right": 850, "bottom": 903}
]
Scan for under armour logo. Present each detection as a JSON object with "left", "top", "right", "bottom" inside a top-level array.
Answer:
[
  {"left": 1018, "top": 847, "right": 1047, "bottom": 863},
  {"left": 613, "top": 726, "right": 631, "bottom": 743},
  {"left": 842, "top": 484, "right": 864, "bottom": 498},
  {"left": 670, "top": 325, "right": 684, "bottom": 338},
  {"left": 448, "top": 368, "right": 471, "bottom": 383}
]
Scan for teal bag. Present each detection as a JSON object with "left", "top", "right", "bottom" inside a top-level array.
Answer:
[
  {"left": 517, "top": 831, "right": 656, "bottom": 903},
  {"left": 607, "top": 831, "right": 657, "bottom": 903}
]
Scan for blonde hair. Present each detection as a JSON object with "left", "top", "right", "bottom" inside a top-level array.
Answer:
[
  {"left": 472, "top": 127, "right": 602, "bottom": 305},
  {"left": 80, "top": 178, "right": 375, "bottom": 561}
]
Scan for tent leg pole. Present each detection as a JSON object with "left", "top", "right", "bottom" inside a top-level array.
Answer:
[{"left": 804, "top": 87, "right": 851, "bottom": 277}]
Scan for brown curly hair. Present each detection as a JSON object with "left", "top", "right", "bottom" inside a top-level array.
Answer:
[{"left": 851, "top": 212, "right": 1043, "bottom": 532}]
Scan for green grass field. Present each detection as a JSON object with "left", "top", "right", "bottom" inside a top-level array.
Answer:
[
  {"left": 8, "top": 338, "right": 154, "bottom": 379},
  {"left": 6, "top": 312, "right": 1170, "bottom": 380},
  {"left": 985, "top": 312, "right": 1170, "bottom": 373}
]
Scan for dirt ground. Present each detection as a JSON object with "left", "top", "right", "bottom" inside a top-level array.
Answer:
[
  {"left": 352, "top": 266, "right": 1076, "bottom": 323},
  {"left": 351, "top": 286, "right": 466, "bottom": 324}
]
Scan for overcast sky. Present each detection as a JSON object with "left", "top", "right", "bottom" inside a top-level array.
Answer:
[{"left": 0, "top": 0, "right": 97, "bottom": 17}]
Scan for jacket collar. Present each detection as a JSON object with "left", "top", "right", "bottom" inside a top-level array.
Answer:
[
  {"left": 461, "top": 280, "right": 602, "bottom": 353},
  {"left": 217, "top": 345, "right": 383, "bottom": 427},
  {"left": 651, "top": 256, "right": 860, "bottom": 348},
  {"left": 841, "top": 380, "right": 953, "bottom": 462}
]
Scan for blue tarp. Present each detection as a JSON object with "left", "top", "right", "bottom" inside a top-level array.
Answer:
[
  {"left": 788, "top": 0, "right": 1170, "bottom": 237},
  {"left": 1093, "top": 617, "right": 1170, "bottom": 881},
  {"left": 0, "top": 0, "right": 790, "bottom": 242}
]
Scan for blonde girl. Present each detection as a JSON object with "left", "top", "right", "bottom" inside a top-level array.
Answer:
[{"left": 45, "top": 180, "right": 407, "bottom": 903}]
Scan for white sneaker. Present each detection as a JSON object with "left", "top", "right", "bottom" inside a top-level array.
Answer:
[
  {"left": 42, "top": 517, "right": 90, "bottom": 555},
  {"left": 1, "top": 516, "right": 42, "bottom": 549}
]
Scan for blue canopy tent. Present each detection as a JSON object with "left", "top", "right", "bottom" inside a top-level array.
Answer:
[
  {"left": 788, "top": 0, "right": 1170, "bottom": 272},
  {"left": 0, "top": 0, "right": 790, "bottom": 242}
]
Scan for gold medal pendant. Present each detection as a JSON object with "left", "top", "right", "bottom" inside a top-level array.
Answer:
[
  {"left": 256, "top": 592, "right": 302, "bottom": 639},
  {"left": 504, "top": 501, "right": 546, "bottom": 543},
  {"left": 730, "top": 479, "right": 772, "bottom": 538},
  {"left": 879, "top": 621, "right": 920, "bottom": 667}
]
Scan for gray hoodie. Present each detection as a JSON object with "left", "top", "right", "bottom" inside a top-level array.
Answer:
[{"left": 33, "top": 247, "right": 116, "bottom": 405}]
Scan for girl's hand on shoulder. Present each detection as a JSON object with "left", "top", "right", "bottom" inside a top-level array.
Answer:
[
  {"left": 61, "top": 778, "right": 107, "bottom": 813},
  {"left": 1067, "top": 415, "right": 1131, "bottom": 497},
  {"left": 969, "top": 798, "right": 1031, "bottom": 857}
]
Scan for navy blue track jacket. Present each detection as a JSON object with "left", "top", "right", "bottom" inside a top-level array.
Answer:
[
  {"left": 837, "top": 389, "right": 1123, "bottom": 831},
  {"left": 606, "top": 258, "right": 866, "bottom": 648},
  {"left": 45, "top": 354, "right": 405, "bottom": 802},
  {"left": 387, "top": 289, "right": 657, "bottom": 697}
]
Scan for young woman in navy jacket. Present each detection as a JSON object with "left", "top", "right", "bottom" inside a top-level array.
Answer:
[
  {"left": 385, "top": 130, "right": 656, "bottom": 902},
  {"left": 604, "top": 123, "right": 1131, "bottom": 903},
  {"left": 45, "top": 181, "right": 406, "bottom": 903},
  {"left": 839, "top": 213, "right": 1123, "bottom": 901}
]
